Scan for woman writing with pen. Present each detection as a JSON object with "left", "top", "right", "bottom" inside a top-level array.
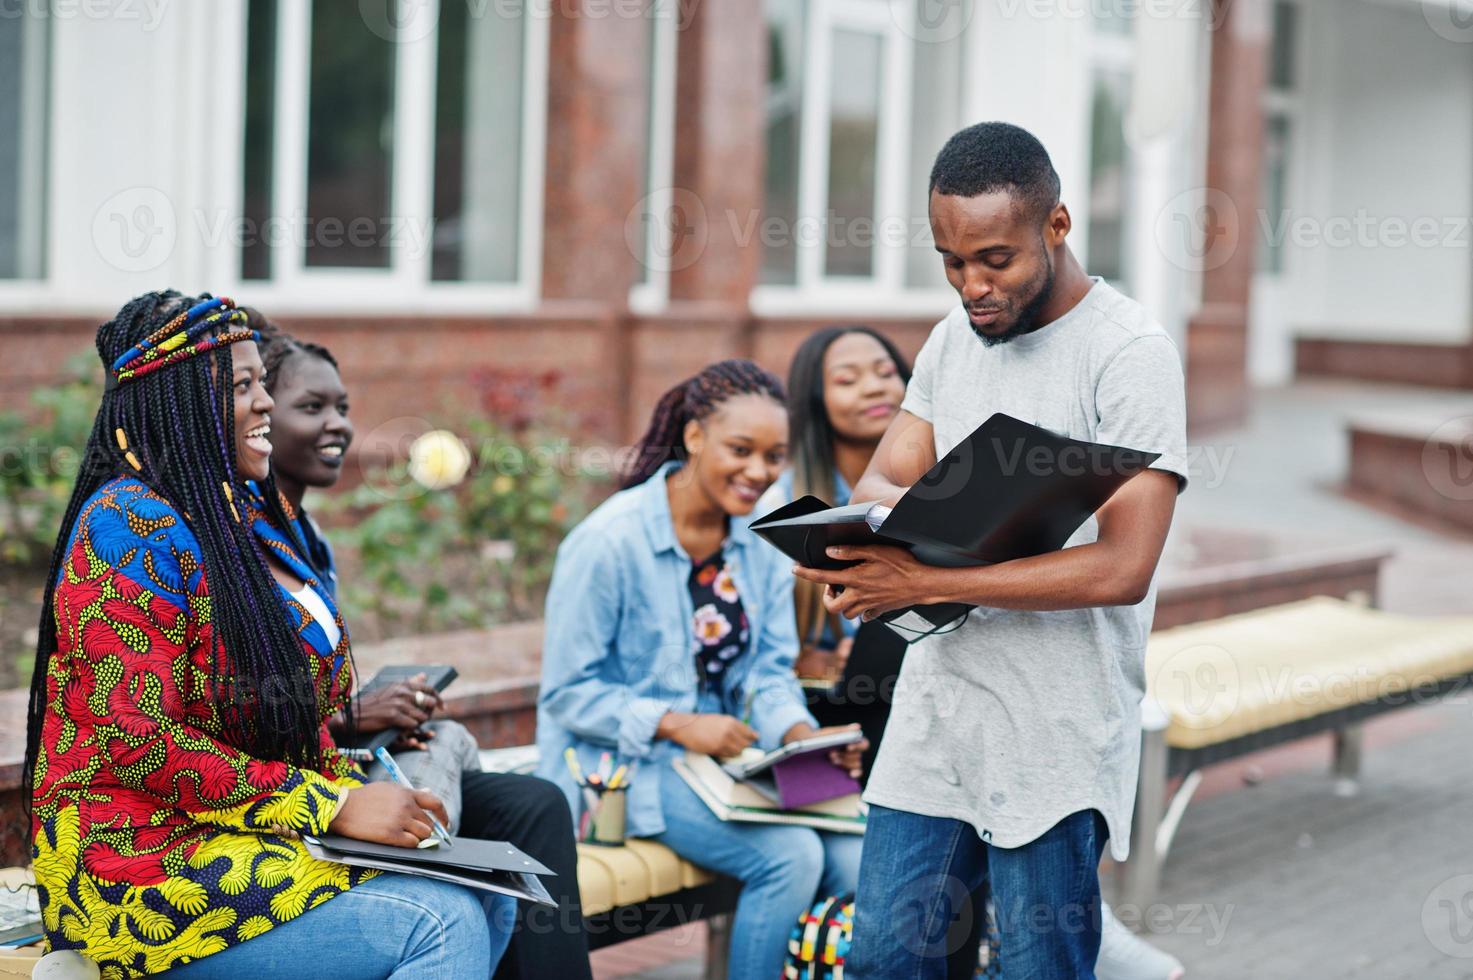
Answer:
[
  {"left": 24, "top": 291, "right": 513, "bottom": 978},
  {"left": 536, "top": 360, "right": 866, "bottom": 980}
]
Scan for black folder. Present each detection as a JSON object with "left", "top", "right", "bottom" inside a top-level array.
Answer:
[
  {"left": 750, "top": 413, "right": 1160, "bottom": 639},
  {"left": 303, "top": 834, "right": 557, "bottom": 906}
]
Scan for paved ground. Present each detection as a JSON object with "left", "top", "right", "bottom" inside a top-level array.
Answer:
[
  {"left": 1134, "top": 699, "right": 1473, "bottom": 978},
  {"left": 591, "top": 380, "right": 1473, "bottom": 978}
]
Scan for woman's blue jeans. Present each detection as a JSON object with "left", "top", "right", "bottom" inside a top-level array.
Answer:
[{"left": 167, "top": 872, "right": 515, "bottom": 979}]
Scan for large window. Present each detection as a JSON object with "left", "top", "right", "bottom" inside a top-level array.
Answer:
[
  {"left": 242, "top": 0, "right": 545, "bottom": 302},
  {"left": 1086, "top": 15, "right": 1135, "bottom": 291},
  {"left": 758, "top": 0, "right": 967, "bottom": 307},
  {"left": 0, "top": 9, "right": 48, "bottom": 280}
]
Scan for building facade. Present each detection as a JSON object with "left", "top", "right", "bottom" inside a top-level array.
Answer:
[{"left": 1, "top": 0, "right": 1465, "bottom": 445}]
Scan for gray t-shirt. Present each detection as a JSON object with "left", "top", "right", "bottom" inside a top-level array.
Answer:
[{"left": 863, "top": 278, "right": 1188, "bottom": 861}]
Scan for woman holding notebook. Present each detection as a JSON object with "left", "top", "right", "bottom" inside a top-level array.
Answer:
[
  {"left": 251, "top": 317, "right": 594, "bottom": 980},
  {"left": 537, "top": 360, "right": 866, "bottom": 980}
]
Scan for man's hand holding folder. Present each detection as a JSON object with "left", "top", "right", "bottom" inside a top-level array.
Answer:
[
  {"left": 754, "top": 412, "right": 1171, "bottom": 631},
  {"left": 794, "top": 544, "right": 948, "bottom": 624}
]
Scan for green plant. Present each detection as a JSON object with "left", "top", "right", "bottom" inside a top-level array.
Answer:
[
  {"left": 0, "top": 354, "right": 100, "bottom": 568},
  {"left": 0, "top": 352, "right": 101, "bottom": 686},
  {"left": 324, "top": 398, "right": 608, "bottom": 639}
]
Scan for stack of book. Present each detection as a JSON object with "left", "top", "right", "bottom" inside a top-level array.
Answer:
[{"left": 673, "top": 730, "right": 867, "bottom": 834}]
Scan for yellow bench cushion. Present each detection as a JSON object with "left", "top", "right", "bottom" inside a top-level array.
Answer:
[
  {"left": 1145, "top": 597, "right": 1473, "bottom": 750},
  {"left": 575, "top": 841, "right": 715, "bottom": 916}
]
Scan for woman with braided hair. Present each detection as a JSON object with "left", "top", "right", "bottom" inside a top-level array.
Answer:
[
  {"left": 536, "top": 359, "right": 867, "bottom": 980},
  {"left": 24, "top": 291, "right": 513, "bottom": 978}
]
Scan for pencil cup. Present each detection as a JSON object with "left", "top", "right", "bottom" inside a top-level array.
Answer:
[{"left": 584, "top": 787, "right": 628, "bottom": 846}]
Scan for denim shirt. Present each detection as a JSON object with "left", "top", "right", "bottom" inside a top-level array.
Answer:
[{"left": 535, "top": 461, "right": 816, "bottom": 837}]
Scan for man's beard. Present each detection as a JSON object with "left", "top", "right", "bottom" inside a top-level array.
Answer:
[{"left": 971, "top": 252, "right": 1056, "bottom": 347}]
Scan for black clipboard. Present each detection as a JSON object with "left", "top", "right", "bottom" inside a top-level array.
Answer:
[
  {"left": 751, "top": 413, "right": 1160, "bottom": 638},
  {"left": 303, "top": 834, "right": 557, "bottom": 906}
]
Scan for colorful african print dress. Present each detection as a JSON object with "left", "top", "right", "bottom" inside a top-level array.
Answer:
[{"left": 30, "top": 477, "right": 370, "bottom": 978}]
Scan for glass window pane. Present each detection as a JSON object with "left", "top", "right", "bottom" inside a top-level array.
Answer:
[
  {"left": 305, "top": 1, "right": 396, "bottom": 269},
  {"left": 1094, "top": 4, "right": 1133, "bottom": 36},
  {"left": 242, "top": 0, "right": 276, "bottom": 281},
  {"left": 761, "top": 0, "right": 805, "bottom": 286},
  {"left": 1086, "top": 68, "right": 1131, "bottom": 288},
  {"left": 1257, "top": 113, "right": 1290, "bottom": 274},
  {"left": 906, "top": 6, "right": 964, "bottom": 290},
  {"left": 0, "top": 9, "right": 48, "bottom": 280},
  {"left": 1270, "top": 1, "right": 1296, "bottom": 91},
  {"left": 432, "top": 0, "right": 525, "bottom": 282},
  {"left": 824, "top": 28, "right": 882, "bottom": 279}
]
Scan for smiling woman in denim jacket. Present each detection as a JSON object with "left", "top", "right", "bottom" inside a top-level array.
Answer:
[{"left": 536, "top": 360, "right": 867, "bottom": 980}]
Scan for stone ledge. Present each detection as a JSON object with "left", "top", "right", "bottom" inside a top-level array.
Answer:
[{"left": 1346, "top": 413, "right": 1473, "bottom": 532}]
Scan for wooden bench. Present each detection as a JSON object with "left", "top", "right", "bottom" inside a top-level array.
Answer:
[
  {"left": 479, "top": 749, "right": 740, "bottom": 977},
  {"left": 1120, "top": 596, "right": 1473, "bottom": 907}
]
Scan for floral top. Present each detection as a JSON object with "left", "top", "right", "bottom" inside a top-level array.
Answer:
[
  {"left": 31, "top": 477, "right": 371, "bottom": 979},
  {"left": 688, "top": 555, "right": 749, "bottom": 691}
]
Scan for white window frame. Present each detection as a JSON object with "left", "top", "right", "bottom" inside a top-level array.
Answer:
[
  {"left": 752, "top": 0, "right": 956, "bottom": 318},
  {"left": 629, "top": 4, "right": 679, "bottom": 314},
  {"left": 227, "top": 0, "right": 547, "bottom": 314}
]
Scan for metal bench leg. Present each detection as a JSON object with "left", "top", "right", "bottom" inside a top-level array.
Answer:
[
  {"left": 1333, "top": 724, "right": 1363, "bottom": 797},
  {"left": 704, "top": 913, "right": 731, "bottom": 980},
  {"left": 1119, "top": 721, "right": 1168, "bottom": 910}
]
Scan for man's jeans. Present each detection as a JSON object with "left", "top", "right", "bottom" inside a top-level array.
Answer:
[{"left": 848, "top": 805, "right": 1108, "bottom": 979}]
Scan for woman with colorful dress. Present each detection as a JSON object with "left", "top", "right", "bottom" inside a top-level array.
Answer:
[
  {"left": 536, "top": 360, "right": 867, "bottom": 980},
  {"left": 23, "top": 291, "right": 513, "bottom": 979}
]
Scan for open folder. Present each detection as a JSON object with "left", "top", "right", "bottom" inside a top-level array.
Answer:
[
  {"left": 303, "top": 834, "right": 557, "bottom": 906},
  {"left": 750, "top": 413, "right": 1160, "bottom": 639},
  {"left": 720, "top": 729, "right": 863, "bottom": 809},
  {"left": 673, "top": 753, "right": 866, "bottom": 834}
]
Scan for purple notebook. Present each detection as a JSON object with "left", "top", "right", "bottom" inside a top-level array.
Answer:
[{"left": 771, "top": 750, "right": 861, "bottom": 808}]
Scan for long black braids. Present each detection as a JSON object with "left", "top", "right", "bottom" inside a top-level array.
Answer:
[
  {"left": 23, "top": 291, "right": 327, "bottom": 810},
  {"left": 622, "top": 359, "right": 787, "bottom": 489}
]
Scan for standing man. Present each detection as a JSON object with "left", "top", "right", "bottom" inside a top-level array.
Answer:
[{"left": 794, "top": 122, "right": 1189, "bottom": 978}]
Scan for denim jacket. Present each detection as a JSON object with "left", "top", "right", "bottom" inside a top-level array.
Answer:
[{"left": 535, "top": 462, "right": 816, "bottom": 837}]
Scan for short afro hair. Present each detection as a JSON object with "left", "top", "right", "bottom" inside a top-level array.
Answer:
[{"left": 929, "top": 122, "right": 1061, "bottom": 222}]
